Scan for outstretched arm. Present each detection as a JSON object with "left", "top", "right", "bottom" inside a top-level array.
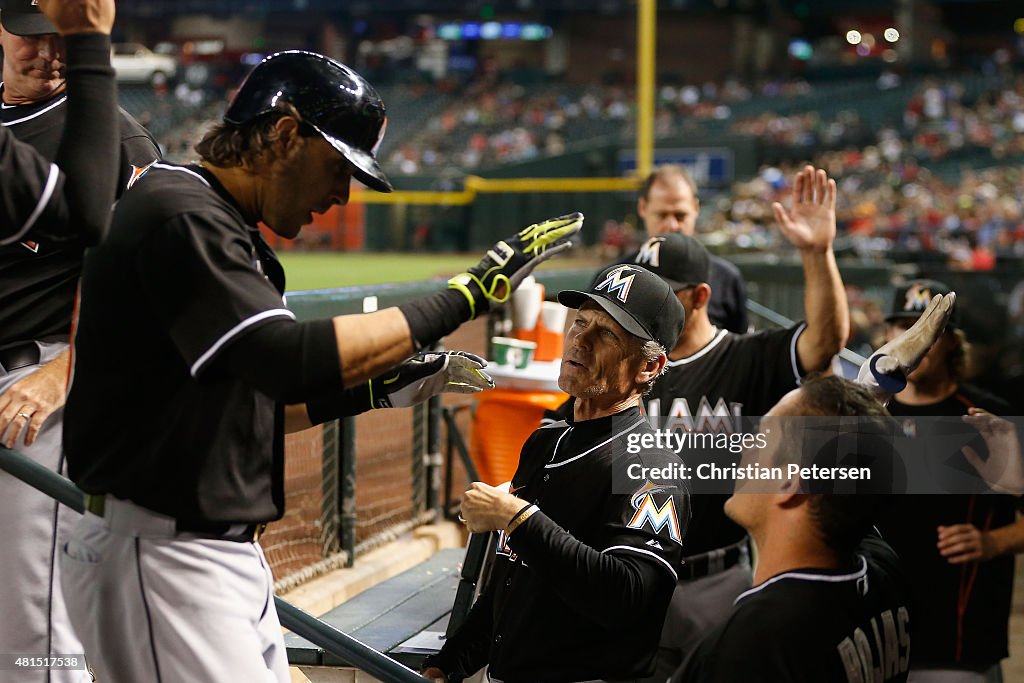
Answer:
[
  {"left": 1, "top": 0, "right": 119, "bottom": 246},
  {"left": 774, "top": 166, "right": 850, "bottom": 373}
]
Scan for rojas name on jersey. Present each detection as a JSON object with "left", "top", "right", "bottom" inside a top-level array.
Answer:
[{"left": 835, "top": 606, "right": 910, "bottom": 683}]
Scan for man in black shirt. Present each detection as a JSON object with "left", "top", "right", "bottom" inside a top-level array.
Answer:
[
  {"left": 0, "top": 2, "right": 158, "bottom": 681},
  {"left": 60, "top": 50, "right": 582, "bottom": 683},
  {"left": 424, "top": 264, "right": 687, "bottom": 682},
  {"left": 638, "top": 165, "right": 850, "bottom": 681},
  {"left": 634, "top": 165, "right": 748, "bottom": 333},
  {"left": 672, "top": 375, "right": 912, "bottom": 683},
  {"left": 874, "top": 279, "right": 1020, "bottom": 682},
  {"left": 673, "top": 290, "right": 958, "bottom": 683}
]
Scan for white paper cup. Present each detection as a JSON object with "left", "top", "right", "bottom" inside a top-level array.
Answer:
[{"left": 491, "top": 336, "right": 537, "bottom": 369}]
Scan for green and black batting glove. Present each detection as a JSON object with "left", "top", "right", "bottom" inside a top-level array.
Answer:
[
  {"left": 448, "top": 212, "right": 584, "bottom": 319},
  {"left": 368, "top": 351, "right": 494, "bottom": 409}
]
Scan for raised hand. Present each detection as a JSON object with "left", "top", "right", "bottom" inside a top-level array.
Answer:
[{"left": 772, "top": 165, "right": 837, "bottom": 253}]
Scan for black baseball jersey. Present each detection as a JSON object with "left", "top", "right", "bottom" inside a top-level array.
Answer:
[
  {"left": 875, "top": 384, "right": 1015, "bottom": 670},
  {"left": 672, "top": 536, "right": 911, "bottom": 683},
  {"left": 427, "top": 406, "right": 687, "bottom": 682},
  {"left": 65, "top": 163, "right": 294, "bottom": 524},
  {"left": 646, "top": 324, "right": 806, "bottom": 556},
  {"left": 0, "top": 84, "right": 159, "bottom": 346},
  {"left": 0, "top": 126, "right": 68, "bottom": 246}
]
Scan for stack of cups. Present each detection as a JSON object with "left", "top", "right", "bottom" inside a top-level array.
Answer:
[
  {"left": 535, "top": 302, "right": 567, "bottom": 362},
  {"left": 511, "top": 276, "right": 544, "bottom": 344}
]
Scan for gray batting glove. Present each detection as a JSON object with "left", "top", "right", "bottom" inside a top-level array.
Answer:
[
  {"left": 448, "top": 212, "right": 584, "bottom": 319},
  {"left": 856, "top": 292, "right": 956, "bottom": 403},
  {"left": 369, "top": 351, "right": 494, "bottom": 409}
]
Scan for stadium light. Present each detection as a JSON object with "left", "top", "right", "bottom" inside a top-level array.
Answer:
[
  {"left": 884, "top": 28, "right": 900, "bottom": 42},
  {"left": 1014, "top": 18, "right": 1024, "bottom": 35},
  {"left": 846, "top": 30, "right": 862, "bottom": 45}
]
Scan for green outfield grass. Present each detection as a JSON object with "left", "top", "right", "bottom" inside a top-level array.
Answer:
[{"left": 278, "top": 251, "right": 600, "bottom": 292}]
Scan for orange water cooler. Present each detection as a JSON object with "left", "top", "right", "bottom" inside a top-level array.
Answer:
[{"left": 470, "top": 363, "right": 566, "bottom": 485}]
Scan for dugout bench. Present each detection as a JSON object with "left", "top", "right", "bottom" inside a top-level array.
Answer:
[{"left": 285, "top": 535, "right": 492, "bottom": 683}]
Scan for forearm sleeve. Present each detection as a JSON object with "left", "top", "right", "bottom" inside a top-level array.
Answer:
[
  {"left": 397, "top": 289, "right": 472, "bottom": 351},
  {"left": 305, "top": 384, "right": 373, "bottom": 424},
  {"left": 57, "top": 33, "right": 119, "bottom": 246},
  {"left": 217, "top": 317, "right": 343, "bottom": 404},
  {"left": 506, "top": 512, "right": 675, "bottom": 628}
]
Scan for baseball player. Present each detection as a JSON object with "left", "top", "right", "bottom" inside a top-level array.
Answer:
[
  {"left": 671, "top": 375, "right": 912, "bottom": 683},
  {"left": 671, "top": 294, "right": 958, "bottom": 683},
  {"left": 545, "top": 166, "right": 848, "bottom": 680},
  {"left": 629, "top": 164, "right": 748, "bottom": 333},
  {"left": 423, "top": 264, "right": 688, "bottom": 683},
  {"left": 642, "top": 166, "right": 848, "bottom": 681},
  {"left": 1, "top": 0, "right": 120, "bottom": 248},
  {"left": 873, "top": 280, "right": 1019, "bottom": 682},
  {"left": 0, "top": 1, "right": 160, "bottom": 681},
  {"left": 59, "top": 50, "right": 582, "bottom": 683}
]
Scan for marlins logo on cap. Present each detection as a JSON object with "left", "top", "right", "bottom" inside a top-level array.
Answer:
[
  {"left": 635, "top": 236, "right": 665, "bottom": 268},
  {"left": 557, "top": 263, "right": 685, "bottom": 350},
  {"left": 902, "top": 282, "right": 934, "bottom": 314},
  {"left": 887, "top": 279, "right": 958, "bottom": 328},
  {"left": 594, "top": 265, "right": 637, "bottom": 303},
  {"left": 633, "top": 233, "right": 710, "bottom": 291}
]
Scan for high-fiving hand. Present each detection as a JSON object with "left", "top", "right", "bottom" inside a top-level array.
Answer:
[{"left": 773, "top": 166, "right": 837, "bottom": 253}]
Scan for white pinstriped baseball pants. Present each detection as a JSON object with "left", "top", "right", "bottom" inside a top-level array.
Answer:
[{"left": 61, "top": 498, "right": 289, "bottom": 683}]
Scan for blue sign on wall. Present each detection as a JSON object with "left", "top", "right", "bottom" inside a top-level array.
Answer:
[{"left": 618, "top": 148, "right": 733, "bottom": 188}]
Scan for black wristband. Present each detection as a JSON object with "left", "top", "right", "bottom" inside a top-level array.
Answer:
[
  {"left": 306, "top": 384, "right": 373, "bottom": 425},
  {"left": 398, "top": 288, "right": 473, "bottom": 351}
]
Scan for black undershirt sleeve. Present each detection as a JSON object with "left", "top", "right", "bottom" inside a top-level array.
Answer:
[
  {"left": 398, "top": 288, "right": 473, "bottom": 351},
  {"left": 57, "top": 32, "right": 119, "bottom": 246},
  {"left": 305, "top": 384, "right": 373, "bottom": 424},
  {"left": 216, "top": 317, "right": 343, "bottom": 404},
  {"left": 507, "top": 512, "right": 675, "bottom": 628}
]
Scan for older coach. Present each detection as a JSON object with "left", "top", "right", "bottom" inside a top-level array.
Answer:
[{"left": 424, "top": 264, "right": 689, "bottom": 683}]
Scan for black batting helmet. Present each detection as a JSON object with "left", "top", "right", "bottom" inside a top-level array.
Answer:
[{"left": 224, "top": 50, "right": 393, "bottom": 193}]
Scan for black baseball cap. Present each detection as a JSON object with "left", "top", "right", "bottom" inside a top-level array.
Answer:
[
  {"left": 0, "top": 0, "right": 57, "bottom": 36},
  {"left": 887, "top": 279, "right": 960, "bottom": 328},
  {"left": 632, "top": 233, "right": 711, "bottom": 291},
  {"left": 558, "top": 264, "right": 685, "bottom": 350}
]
